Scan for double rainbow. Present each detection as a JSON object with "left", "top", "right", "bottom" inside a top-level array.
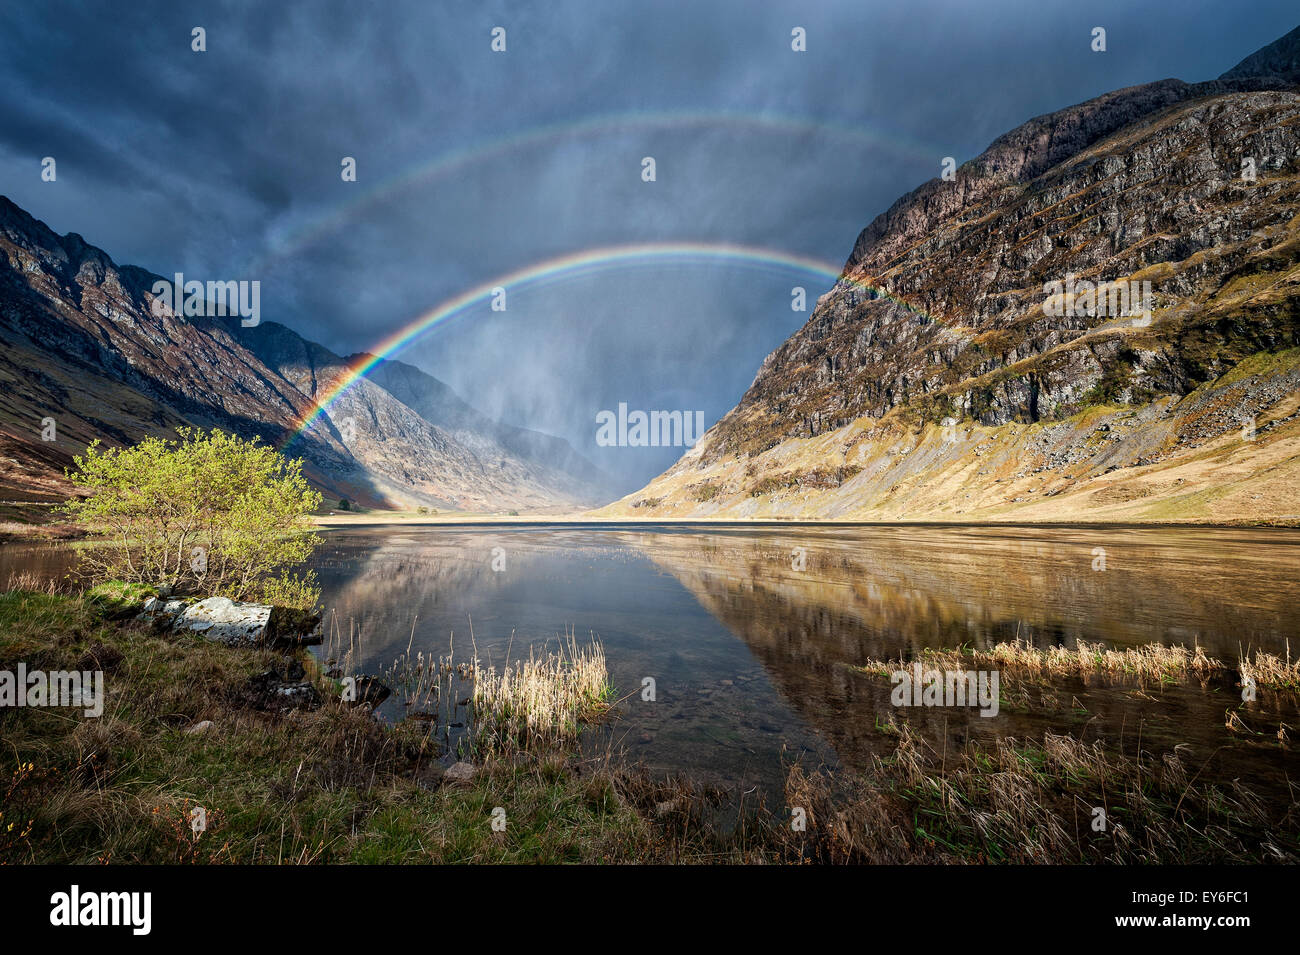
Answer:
[{"left": 282, "top": 241, "right": 939, "bottom": 449}]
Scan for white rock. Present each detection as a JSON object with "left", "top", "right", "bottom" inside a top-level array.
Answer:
[{"left": 175, "top": 597, "right": 273, "bottom": 647}]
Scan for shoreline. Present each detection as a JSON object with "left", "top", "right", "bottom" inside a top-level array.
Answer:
[
  {"left": 309, "top": 514, "right": 1300, "bottom": 531},
  {"left": 4, "top": 513, "right": 1300, "bottom": 547}
]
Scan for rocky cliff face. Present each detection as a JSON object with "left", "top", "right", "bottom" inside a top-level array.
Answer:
[
  {"left": 604, "top": 29, "right": 1300, "bottom": 523},
  {"left": 0, "top": 197, "right": 603, "bottom": 511}
]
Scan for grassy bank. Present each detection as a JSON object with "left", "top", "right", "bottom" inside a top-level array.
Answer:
[
  {"left": 1, "top": 584, "right": 1297, "bottom": 864},
  {"left": 0, "top": 584, "right": 776, "bottom": 863}
]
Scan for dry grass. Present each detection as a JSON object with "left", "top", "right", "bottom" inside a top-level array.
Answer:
[
  {"left": 470, "top": 630, "right": 612, "bottom": 756},
  {"left": 778, "top": 723, "right": 1300, "bottom": 864},
  {"left": 858, "top": 638, "right": 1222, "bottom": 687},
  {"left": 377, "top": 623, "right": 613, "bottom": 758},
  {"left": 3, "top": 570, "right": 64, "bottom": 595},
  {"left": 1240, "top": 641, "right": 1300, "bottom": 691},
  {"left": 855, "top": 638, "right": 1300, "bottom": 715}
]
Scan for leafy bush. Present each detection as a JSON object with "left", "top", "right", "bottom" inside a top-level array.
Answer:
[{"left": 62, "top": 428, "right": 322, "bottom": 608}]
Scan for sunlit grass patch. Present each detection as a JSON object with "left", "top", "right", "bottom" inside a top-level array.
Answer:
[
  {"left": 855, "top": 638, "right": 1223, "bottom": 689},
  {"left": 470, "top": 631, "right": 613, "bottom": 756},
  {"left": 1240, "top": 643, "right": 1300, "bottom": 691}
]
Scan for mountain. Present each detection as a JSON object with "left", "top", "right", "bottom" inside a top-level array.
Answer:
[
  {"left": 0, "top": 196, "right": 604, "bottom": 512},
  {"left": 601, "top": 27, "right": 1300, "bottom": 524},
  {"left": 1221, "top": 24, "right": 1300, "bottom": 82},
  {"left": 357, "top": 357, "right": 618, "bottom": 501}
]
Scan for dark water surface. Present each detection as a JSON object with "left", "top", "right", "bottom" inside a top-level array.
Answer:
[{"left": 5, "top": 524, "right": 1299, "bottom": 796}]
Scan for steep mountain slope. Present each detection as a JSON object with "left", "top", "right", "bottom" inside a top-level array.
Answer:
[
  {"left": 242, "top": 324, "right": 608, "bottom": 509},
  {"left": 602, "top": 31, "right": 1300, "bottom": 523},
  {"left": 1222, "top": 24, "right": 1300, "bottom": 81},
  {"left": 0, "top": 197, "right": 601, "bottom": 511}
]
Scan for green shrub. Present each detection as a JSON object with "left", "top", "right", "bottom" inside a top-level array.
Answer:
[{"left": 62, "top": 428, "right": 321, "bottom": 608}]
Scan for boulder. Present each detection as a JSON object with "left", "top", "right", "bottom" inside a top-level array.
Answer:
[
  {"left": 444, "top": 761, "right": 476, "bottom": 784},
  {"left": 139, "top": 596, "right": 321, "bottom": 648},
  {"left": 174, "top": 597, "right": 272, "bottom": 647}
]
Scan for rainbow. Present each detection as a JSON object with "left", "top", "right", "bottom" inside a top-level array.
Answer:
[
  {"left": 251, "top": 109, "right": 939, "bottom": 273},
  {"left": 284, "top": 241, "right": 945, "bottom": 450}
]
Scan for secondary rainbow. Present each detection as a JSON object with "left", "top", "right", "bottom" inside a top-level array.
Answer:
[{"left": 251, "top": 109, "right": 940, "bottom": 273}]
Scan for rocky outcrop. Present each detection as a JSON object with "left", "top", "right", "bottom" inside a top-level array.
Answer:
[
  {"left": 605, "top": 26, "right": 1300, "bottom": 523},
  {"left": 139, "top": 595, "right": 322, "bottom": 648}
]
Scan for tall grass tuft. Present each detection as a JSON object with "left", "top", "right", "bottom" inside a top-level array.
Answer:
[
  {"left": 379, "top": 625, "right": 613, "bottom": 758},
  {"left": 1240, "top": 640, "right": 1299, "bottom": 691},
  {"left": 857, "top": 638, "right": 1222, "bottom": 688},
  {"left": 470, "top": 629, "right": 612, "bottom": 756},
  {"left": 4, "top": 571, "right": 62, "bottom": 595}
]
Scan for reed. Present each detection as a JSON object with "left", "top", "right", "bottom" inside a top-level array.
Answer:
[
  {"left": 858, "top": 638, "right": 1300, "bottom": 700},
  {"left": 1239, "top": 640, "right": 1300, "bottom": 691},
  {"left": 378, "top": 626, "right": 612, "bottom": 757},
  {"left": 857, "top": 638, "right": 1222, "bottom": 687},
  {"left": 469, "top": 629, "right": 612, "bottom": 756}
]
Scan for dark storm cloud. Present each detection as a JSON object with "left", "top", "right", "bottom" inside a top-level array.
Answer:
[{"left": 1, "top": 0, "right": 1295, "bottom": 490}]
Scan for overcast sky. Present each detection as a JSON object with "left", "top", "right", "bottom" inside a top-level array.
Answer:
[{"left": 1, "top": 0, "right": 1295, "bottom": 491}]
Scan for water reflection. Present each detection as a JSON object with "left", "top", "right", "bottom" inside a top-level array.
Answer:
[
  {"left": 306, "top": 524, "right": 1300, "bottom": 796},
  {"left": 4, "top": 524, "right": 1297, "bottom": 796}
]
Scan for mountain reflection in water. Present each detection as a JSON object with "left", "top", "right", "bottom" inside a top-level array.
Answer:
[{"left": 303, "top": 524, "right": 1300, "bottom": 797}]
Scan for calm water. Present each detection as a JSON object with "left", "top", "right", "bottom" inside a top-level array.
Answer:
[{"left": 5, "top": 524, "right": 1299, "bottom": 796}]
